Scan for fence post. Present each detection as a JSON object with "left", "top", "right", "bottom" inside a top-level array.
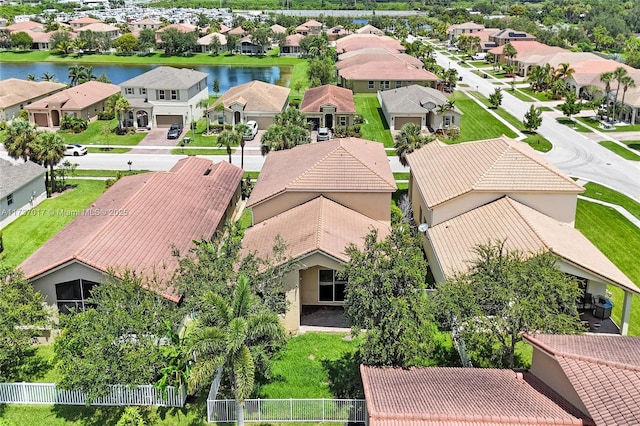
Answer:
[
  {"left": 290, "top": 398, "right": 293, "bottom": 421},
  {"left": 322, "top": 398, "right": 325, "bottom": 422},
  {"left": 258, "top": 398, "right": 261, "bottom": 422},
  {"left": 21, "top": 382, "right": 27, "bottom": 403}
]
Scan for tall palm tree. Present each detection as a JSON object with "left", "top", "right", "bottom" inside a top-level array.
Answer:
[
  {"left": 611, "top": 66, "right": 629, "bottom": 122},
  {"left": 188, "top": 275, "right": 284, "bottom": 426},
  {"left": 234, "top": 123, "right": 249, "bottom": 169},
  {"left": 554, "top": 62, "right": 575, "bottom": 80},
  {"left": 502, "top": 42, "right": 517, "bottom": 66},
  {"left": 260, "top": 125, "right": 285, "bottom": 155},
  {"left": 68, "top": 64, "right": 82, "bottom": 86},
  {"left": 26, "top": 73, "right": 36, "bottom": 81},
  {"left": 599, "top": 71, "right": 614, "bottom": 122},
  {"left": 218, "top": 129, "right": 239, "bottom": 163},
  {"left": 32, "top": 131, "right": 65, "bottom": 196},
  {"left": 114, "top": 95, "right": 131, "bottom": 130},
  {"left": 3, "top": 119, "right": 38, "bottom": 162},
  {"left": 394, "top": 123, "right": 430, "bottom": 167},
  {"left": 619, "top": 75, "right": 636, "bottom": 122},
  {"left": 77, "top": 65, "right": 97, "bottom": 84},
  {"left": 41, "top": 72, "right": 56, "bottom": 82},
  {"left": 197, "top": 98, "right": 210, "bottom": 134}
]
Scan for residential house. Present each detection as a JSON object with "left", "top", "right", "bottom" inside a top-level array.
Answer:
[
  {"left": 119, "top": 66, "right": 208, "bottom": 129},
  {"left": 300, "top": 84, "right": 355, "bottom": 129},
  {"left": 241, "top": 138, "right": 396, "bottom": 332},
  {"left": 155, "top": 23, "right": 197, "bottom": 43},
  {"left": 488, "top": 41, "right": 567, "bottom": 75},
  {"left": 0, "top": 159, "right": 46, "bottom": 229},
  {"left": 236, "top": 34, "right": 266, "bottom": 55},
  {"left": 489, "top": 27, "right": 536, "bottom": 45},
  {"left": 130, "top": 18, "right": 161, "bottom": 32},
  {"left": 475, "top": 27, "right": 500, "bottom": 51},
  {"left": 5, "top": 20, "right": 51, "bottom": 50},
  {"left": 26, "top": 81, "right": 120, "bottom": 128},
  {"left": 270, "top": 24, "right": 286, "bottom": 35},
  {"left": 326, "top": 25, "right": 349, "bottom": 41},
  {"left": 356, "top": 24, "right": 384, "bottom": 36},
  {"left": 446, "top": 21, "right": 485, "bottom": 41},
  {"left": 68, "top": 16, "right": 101, "bottom": 30},
  {"left": 406, "top": 136, "right": 639, "bottom": 334},
  {"left": 20, "top": 157, "right": 243, "bottom": 312},
  {"left": 196, "top": 32, "right": 227, "bottom": 53},
  {"left": 208, "top": 80, "right": 290, "bottom": 128},
  {"left": 335, "top": 33, "right": 405, "bottom": 54},
  {"left": 0, "top": 78, "right": 66, "bottom": 122},
  {"left": 226, "top": 26, "right": 247, "bottom": 38},
  {"left": 295, "top": 19, "right": 323, "bottom": 36},
  {"left": 378, "top": 84, "right": 461, "bottom": 131},
  {"left": 280, "top": 33, "right": 304, "bottom": 56},
  {"left": 75, "top": 22, "right": 120, "bottom": 40},
  {"left": 6, "top": 20, "right": 44, "bottom": 33},
  {"left": 337, "top": 48, "right": 437, "bottom": 93}
]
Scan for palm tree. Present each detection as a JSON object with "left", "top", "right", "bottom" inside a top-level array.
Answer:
[
  {"left": 218, "top": 129, "right": 239, "bottom": 163},
  {"left": 611, "top": 66, "right": 629, "bottom": 122},
  {"left": 260, "top": 125, "right": 285, "bottom": 155},
  {"left": 554, "top": 62, "right": 575, "bottom": 80},
  {"left": 114, "top": 95, "right": 131, "bottom": 130},
  {"left": 234, "top": 123, "right": 249, "bottom": 169},
  {"left": 68, "top": 64, "right": 82, "bottom": 86},
  {"left": 188, "top": 275, "right": 284, "bottom": 426},
  {"left": 502, "top": 42, "right": 517, "bottom": 65},
  {"left": 197, "top": 98, "right": 210, "bottom": 134},
  {"left": 600, "top": 71, "right": 614, "bottom": 122},
  {"left": 77, "top": 65, "right": 97, "bottom": 84},
  {"left": 394, "top": 123, "right": 430, "bottom": 167},
  {"left": 619, "top": 75, "right": 636, "bottom": 122},
  {"left": 41, "top": 72, "right": 56, "bottom": 82},
  {"left": 26, "top": 73, "right": 36, "bottom": 81},
  {"left": 3, "top": 119, "right": 38, "bottom": 162},
  {"left": 32, "top": 131, "right": 65, "bottom": 196}
]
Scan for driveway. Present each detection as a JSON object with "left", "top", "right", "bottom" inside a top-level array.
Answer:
[{"left": 130, "top": 127, "right": 183, "bottom": 154}]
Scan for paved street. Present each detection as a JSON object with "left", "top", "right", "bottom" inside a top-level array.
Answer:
[{"left": 434, "top": 51, "right": 640, "bottom": 201}]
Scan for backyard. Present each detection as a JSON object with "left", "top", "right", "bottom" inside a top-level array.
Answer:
[{"left": 353, "top": 94, "right": 393, "bottom": 147}]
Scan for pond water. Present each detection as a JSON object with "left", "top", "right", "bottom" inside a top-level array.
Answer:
[{"left": 0, "top": 62, "right": 291, "bottom": 93}]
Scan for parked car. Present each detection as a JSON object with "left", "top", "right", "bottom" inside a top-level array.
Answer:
[
  {"left": 64, "top": 144, "right": 87, "bottom": 156},
  {"left": 243, "top": 120, "right": 258, "bottom": 141},
  {"left": 317, "top": 127, "right": 330, "bottom": 142},
  {"left": 167, "top": 124, "right": 182, "bottom": 139}
]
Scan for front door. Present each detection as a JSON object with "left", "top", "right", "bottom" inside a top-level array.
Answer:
[
  {"left": 234, "top": 111, "right": 241, "bottom": 125},
  {"left": 324, "top": 113, "right": 333, "bottom": 129}
]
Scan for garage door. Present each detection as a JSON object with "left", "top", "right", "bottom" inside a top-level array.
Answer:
[
  {"left": 250, "top": 116, "right": 275, "bottom": 130},
  {"left": 33, "top": 113, "right": 48, "bottom": 127},
  {"left": 394, "top": 116, "right": 421, "bottom": 130},
  {"left": 156, "top": 115, "right": 183, "bottom": 128}
]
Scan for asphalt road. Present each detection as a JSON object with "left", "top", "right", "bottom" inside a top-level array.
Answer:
[{"left": 436, "top": 52, "right": 640, "bottom": 201}]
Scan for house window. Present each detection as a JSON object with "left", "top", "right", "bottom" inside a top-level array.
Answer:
[
  {"left": 125, "top": 88, "right": 134, "bottom": 95},
  {"left": 368, "top": 81, "right": 374, "bottom": 89},
  {"left": 395, "top": 81, "right": 402, "bottom": 88},
  {"left": 139, "top": 88, "right": 146, "bottom": 95},
  {"left": 6, "top": 194, "right": 13, "bottom": 205},
  {"left": 318, "top": 269, "right": 346, "bottom": 302},
  {"left": 170, "top": 90, "right": 179, "bottom": 100},
  {"left": 380, "top": 81, "right": 390, "bottom": 90},
  {"left": 157, "top": 90, "right": 166, "bottom": 100},
  {"left": 339, "top": 116, "right": 347, "bottom": 126},
  {"left": 55, "top": 279, "right": 98, "bottom": 314}
]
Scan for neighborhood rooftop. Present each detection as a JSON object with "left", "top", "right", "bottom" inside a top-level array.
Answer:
[
  {"left": 120, "top": 66, "right": 208, "bottom": 90},
  {"left": 27, "top": 81, "right": 120, "bottom": 111},
  {"left": 0, "top": 158, "right": 45, "bottom": 198}
]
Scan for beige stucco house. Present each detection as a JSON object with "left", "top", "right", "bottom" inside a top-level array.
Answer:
[
  {"left": 0, "top": 78, "right": 65, "bottom": 122},
  {"left": 119, "top": 66, "right": 208, "bottom": 129},
  {"left": 207, "top": 80, "right": 290, "bottom": 129},
  {"left": 20, "top": 157, "right": 243, "bottom": 314},
  {"left": 300, "top": 84, "right": 355, "bottom": 129},
  {"left": 25, "top": 81, "right": 120, "bottom": 128},
  {"left": 446, "top": 21, "right": 485, "bottom": 41},
  {"left": 406, "top": 136, "right": 639, "bottom": 335},
  {"left": 295, "top": 19, "right": 323, "bottom": 36},
  {"left": 241, "top": 138, "right": 396, "bottom": 332}
]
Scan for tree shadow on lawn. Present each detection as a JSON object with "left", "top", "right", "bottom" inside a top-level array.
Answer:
[
  {"left": 51, "top": 404, "right": 126, "bottom": 426},
  {"left": 628, "top": 143, "right": 640, "bottom": 151}
]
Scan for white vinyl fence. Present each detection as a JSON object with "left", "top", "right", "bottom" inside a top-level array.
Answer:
[{"left": 0, "top": 382, "right": 186, "bottom": 407}]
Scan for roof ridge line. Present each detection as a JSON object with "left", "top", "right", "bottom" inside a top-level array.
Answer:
[
  {"left": 316, "top": 196, "right": 325, "bottom": 249},
  {"left": 505, "top": 197, "right": 552, "bottom": 250},
  {"left": 340, "top": 141, "right": 396, "bottom": 189},
  {"left": 289, "top": 143, "right": 340, "bottom": 187},
  {"left": 560, "top": 353, "right": 640, "bottom": 372},
  {"left": 473, "top": 137, "right": 508, "bottom": 189}
]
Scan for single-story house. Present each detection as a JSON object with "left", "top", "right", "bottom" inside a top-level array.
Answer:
[
  {"left": 20, "top": 157, "right": 243, "bottom": 312},
  {"left": 208, "top": 80, "right": 290, "bottom": 128},
  {"left": 119, "top": 66, "right": 208, "bottom": 129},
  {"left": 196, "top": 32, "right": 227, "bottom": 53},
  {"left": 242, "top": 138, "right": 396, "bottom": 332},
  {"left": 75, "top": 22, "right": 120, "bottom": 40},
  {"left": 270, "top": 24, "right": 287, "bottom": 35},
  {"left": 26, "top": 81, "right": 120, "bottom": 128},
  {"left": 226, "top": 26, "right": 247, "bottom": 38},
  {"left": 335, "top": 33, "right": 405, "bottom": 54},
  {"left": 378, "top": 84, "right": 462, "bottom": 131},
  {"left": 236, "top": 35, "right": 266, "bottom": 55},
  {"left": 6, "top": 20, "right": 44, "bottom": 33},
  {"left": 0, "top": 78, "right": 66, "bottom": 122},
  {"left": 300, "top": 84, "right": 355, "bottom": 129},
  {"left": 356, "top": 24, "right": 383, "bottom": 36},
  {"left": 295, "top": 19, "right": 322, "bottom": 36},
  {"left": 406, "top": 136, "right": 640, "bottom": 334},
  {"left": 0, "top": 158, "right": 46, "bottom": 229},
  {"left": 280, "top": 33, "right": 304, "bottom": 56}
]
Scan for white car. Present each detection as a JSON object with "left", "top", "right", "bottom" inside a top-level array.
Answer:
[
  {"left": 64, "top": 144, "right": 87, "bottom": 156},
  {"left": 243, "top": 120, "right": 258, "bottom": 141}
]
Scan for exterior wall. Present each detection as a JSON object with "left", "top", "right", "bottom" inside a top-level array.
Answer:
[
  {"left": 31, "top": 261, "right": 107, "bottom": 310},
  {"left": 303, "top": 109, "right": 355, "bottom": 128},
  {"left": 0, "top": 174, "right": 46, "bottom": 229},
  {"left": 281, "top": 269, "right": 300, "bottom": 332},
  {"left": 210, "top": 109, "right": 281, "bottom": 128},
  {"left": 343, "top": 78, "right": 436, "bottom": 94},
  {"left": 251, "top": 191, "right": 392, "bottom": 224},
  {"left": 529, "top": 347, "right": 589, "bottom": 416}
]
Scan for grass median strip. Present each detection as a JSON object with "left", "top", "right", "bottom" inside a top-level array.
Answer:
[{"left": 599, "top": 141, "right": 640, "bottom": 161}]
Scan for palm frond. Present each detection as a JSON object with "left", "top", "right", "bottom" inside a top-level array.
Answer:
[{"left": 232, "top": 346, "right": 255, "bottom": 402}]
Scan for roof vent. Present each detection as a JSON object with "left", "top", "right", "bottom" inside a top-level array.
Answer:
[{"left": 203, "top": 168, "right": 211, "bottom": 176}]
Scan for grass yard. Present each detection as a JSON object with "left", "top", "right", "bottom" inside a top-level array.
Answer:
[
  {"left": 519, "top": 87, "right": 554, "bottom": 102},
  {"left": 576, "top": 116, "right": 640, "bottom": 132},
  {"left": 599, "top": 141, "right": 640, "bottom": 161},
  {"left": 538, "top": 106, "right": 553, "bottom": 112},
  {"left": 575, "top": 200, "right": 640, "bottom": 336},
  {"left": 509, "top": 89, "right": 536, "bottom": 102},
  {"left": 0, "top": 179, "right": 105, "bottom": 268},
  {"left": 60, "top": 119, "right": 145, "bottom": 148},
  {"left": 170, "top": 148, "right": 232, "bottom": 155},
  {"left": 583, "top": 182, "right": 640, "bottom": 220},
  {"left": 69, "top": 169, "right": 148, "bottom": 177},
  {"left": 555, "top": 117, "right": 591, "bottom": 133},
  {"left": 620, "top": 140, "right": 640, "bottom": 151},
  {"left": 353, "top": 94, "right": 393, "bottom": 147},
  {"left": 468, "top": 61, "right": 491, "bottom": 68},
  {"left": 451, "top": 91, "right": 517, "bottom": 142}
]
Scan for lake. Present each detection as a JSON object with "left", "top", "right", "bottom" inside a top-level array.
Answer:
[{"left": 0, "top": 63, "right": 291, "bottom": 93}]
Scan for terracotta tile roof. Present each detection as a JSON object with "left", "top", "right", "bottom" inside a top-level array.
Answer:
[
  {"left": 121, "top": 66, "right": 207, "bottom": 90},
  {"left": 525, "top": 334, "right": 640, "bottom": 426},
  {"left": 156, "top": 23, "right": 197, "bottom": 34},
  {"left": 69, "top": 17, "right": 101, "bottom": 25},
  {"left": 427, "top": 197, "right": 639, "bottom": 294},
  {"left": 210, "top": 80, "right": 289, "bottom": 113},
  {"left": 300, "top": 84, "right": 355, "bottom": 113},
  {"left": 489, "top": 40, "right": 563, "bottom": 56},
  {"left": 227, "top": 26, "right": 247, "bottom": 36},
  {"left": 339, "top": 61, "right": 437, "bottom": 81},
  {"left": 198, "top": 32, "right": 226, "bottom": 46},
  {"left": 219, "top": 24, "right": 230, "bottom": 34},
  {"left": 75, "top": 22, "right": 119, "bottom": 34},
  {"left": 20, "top": 157, "right": 243, "bottom": 302},
  {"left": 407, "top": 137, "right": 583, "bottom": 208},
  {"left": 337, "top": 48, "right": 424, "bottom": 70},
  {"left": 361, "top": 365, "right": 591, "bottom": 425},
  {"left": 447, "top": 21, "right": 485, "bottom": 31},
  {"left": 270, "top": 24, "right": 287, "bottom": 34},
  {"left": 241, "top": 196, "right": 390, "bottom": 263},
  {"left": 283, "top": 33, "right": 304, "bottom": 47},
  {"left": 26, "top": 81, "right": 120, "bottom": 111},
  {"left": 335, "top": 34, "right": 405, "bottom": 53},
  {"left": 356, "top": 24, "right": 383, "bottom": 35},
  {"left": 7, "top": 20, "right": 44, "bottom": 32},
  {"left": 134, "top": 18, "right": 161, "bottom": 25},
  {"left": 296, "top": 19, "right": 323, "bottom": 31},
  {"left": 0, "top": 78, "right": 65, "bottom": 109},
  {"left": 246, "top": 138, "right": 396, "bottom": 208},
  {"left": 23, "top": 28, "right": 52, "bottom": 43}
]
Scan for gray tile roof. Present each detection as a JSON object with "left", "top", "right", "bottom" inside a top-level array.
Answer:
[
  {"left": 120, "top": 66, "right": 207, "bottom": 90},
  {"left": 378, "top": 85, "right": 449, "bottom": 114},
  {"left": 0, "top": 158, "right": 45, "bottom": 198}
]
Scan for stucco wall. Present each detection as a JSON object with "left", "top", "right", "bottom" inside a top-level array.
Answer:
[
  {"left": 0, "top": 173, "right": 46, "bottom": 229},
  {"left": 343, "top": 79, "right": 436, "bottom": 94},
  {"left": 31, "top": 261, "right": 108, "bottom": 309}
]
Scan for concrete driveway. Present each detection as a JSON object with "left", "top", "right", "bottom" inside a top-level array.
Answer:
[{"left": 130, "top": 127, "right": 183, "bottom": 154}]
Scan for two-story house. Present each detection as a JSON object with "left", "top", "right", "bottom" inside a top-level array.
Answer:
[
  {"left": 406, "top": 136, "right": 639, "bottom": 335},
  {"left": 119, "top": 66, "right": 208, "bottom": 129},
  {"left": 241, "top": 138, "right": 396, "bottom": 332}
]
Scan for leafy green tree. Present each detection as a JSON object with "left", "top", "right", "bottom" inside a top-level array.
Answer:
[
  {"left": 113, "top": 33, "right": 139, "bottom": 54},
  {"left": 212, "top": 78, "right": 220, "bottom": 95},
  {"left": 433, "top": 241, "right": 583, "bottom": 369},
  {"left": 488, "top": 87, "right": 503, "bottom": 109},
  {"left": 307, "top": 57, "right": 335, "bottom": 87},
  {"left": 112, "top": 94, "right": 131, "bottom": 130},
  {"left": 54, "top": 271, "right": 178, "bottom": 401},
  {"left": 32, "top": 130, "right": 65, "bottom": 195},
  {"left": 3, "top": 118, "right": 38, "bottom": 162},
  {"left": 49, "top": 30, "right": 73, "bottom": 55},
  {"left": 10, "top": 31, "right": 32, "bottom": 50},
  {"left": 250, "top": 25, "right": 273, "bottom": 54},
  {"left": 522, "top": 105, "right": 542, "bottom": 132},
  {"left": 188, "top": 275, "right": 285, "bottom": 426},
  {"left": 0, "top": 266, "right": 49, "bottom": 382},
  {"left": 394, "top": 122, "right": 432, "bottom": 167},
  {"left": 159, "top": 28, "right": 197, "bottom": 56},
  {"left": 342, "top": 226, "right": 437, "bottom": 367},
  {"left": 77, "top": 65, "right": 97, "bottom": 84},
  {"left": 559, "top": 91, "right": 582, "bottom": 123},
  {"left": 260, "top": 107, "right": 310, "bottom": 155},
  {"left": 209, "top": 34, "right": 222, "bottom": 55},
  {"left": 226, "top": 34, "right": 239, "bottom": 54},
  {"left": 137, "top": 28, "right": 156, "bottom": 52},
  {"left": 116, "top": 407, "right": 146, "bottom": 426}
]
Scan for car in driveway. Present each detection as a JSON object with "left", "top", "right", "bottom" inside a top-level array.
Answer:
[
  {"left": 64, "top": 144, "right": 87, "bottom": 156},
  {"left": 167, "top": 124, "right": 182, "bottom": 139},
  {"left": 243, "top": 120, "right": 258, "bottom": 141},
  {"left": 316, "top": 127, "right": 330, "bottom": 141}
]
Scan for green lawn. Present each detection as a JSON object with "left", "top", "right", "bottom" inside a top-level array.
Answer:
[
  {"left": 519, "top": 87, "right": 554, "bottom": 102},
  {"left": 170, "top": 148, "right": 232, "bottom": 155},
  {"left": 575, "top": 200, "right": 640, "bottom": 335},
  {"left": 576, "top": 116, "right": 640, "bottom": 132},
  {"left": 353, "top": 94, "right": 393, "bottom": 147},
  {"left": 619, "top": 140, "right": 640, "bottom": 152},
  {"left": 60, "top": 119, "right": 146, "bottom": 153},
  {"left": 555, "top": 117, "right": 591, "bottom": 132},
  {"left": 69, "top": 169, "right": 148, "bottom": 177},
  {"left": 0, "top": 180, "right": 105, "bottom": 268},
  {"left": 509, "top": 89, "right": 536, "bottom": 102},
  {"left": 583, "top": 182, "right": 640, "bottom": 220},
  {"left": 451, "top": 91, "right": 517, "bottom": 142},
  {"left": 599, "top": 141, "right": 640, "bottom": 161}
]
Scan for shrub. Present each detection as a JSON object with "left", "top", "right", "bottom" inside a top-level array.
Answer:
[
  {"left": 209, "top": 123, "right": 223, "bottom": 133},
  {"left": 98, "top": 111, "right": 115, "bottom": 120},
  {"left": 224, "top": 124, "right": 233, "bottom": 131},
  {"left": 60, "top": 116, "right": 88, "bottom": 133},
  {"left": 354, "top": 114, "right": 364, "bottom": 125},
  {"left": 289, "top": 99, "right": 300, "bottom": 108}
]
